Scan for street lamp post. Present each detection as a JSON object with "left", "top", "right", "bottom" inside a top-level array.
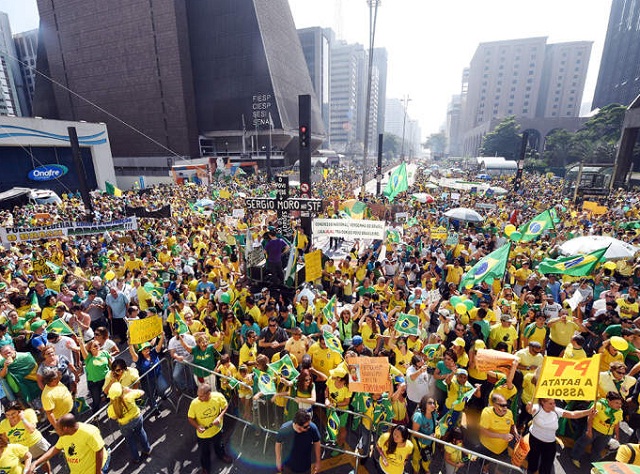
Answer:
[
  {"left": 400, "top": 94, "right": 411, "bottom": 162},
  {"left": 361, "top": 0, "right": 381, "bottom": 198}
]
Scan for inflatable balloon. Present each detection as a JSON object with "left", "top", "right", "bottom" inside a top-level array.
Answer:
[
  {"left": 220, "top": 292, "right": 231, "bottom": 304},
  {"left": 455, "top": 303, "right": 467, "bottom": 315},
  {"left": 104, "top": 271, "right": 116, "bottom": 281},
  {"left": 504, "top": 224, "right": 516, "bottom": 237},
  {"left": 143, "top": 282, "right": 154, "bottom": 292},
  {"left": 510, "top": 231, "right": 522, "bottom": 242},
  {"left": 463, "top": 299, "right": 475, "bottom": 311},
  {"left": 603, "top": 261, "right": 617, "bottom": 271},
  {"left": 450, "top": 296, "right": 462, "bottom": 307}
]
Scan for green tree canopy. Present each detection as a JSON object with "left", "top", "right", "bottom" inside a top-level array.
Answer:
[
  {"left": 382, "top": 133, "right": 401, "bottom": 159},
  {"left": 424, "top": 132, "right": 446, "bottom": 156},
  {"left": 479, "top": 116, "right": 521, "bottom": 160}
]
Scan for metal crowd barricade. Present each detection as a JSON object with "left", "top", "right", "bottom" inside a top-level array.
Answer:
[
  {"left": 375, "top": 420, "right": 526, "bottom": 474},
  {"left": 176, "top": 358, "right": 373, "bottom": 470}
]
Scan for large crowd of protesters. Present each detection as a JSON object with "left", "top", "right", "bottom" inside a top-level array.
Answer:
[{"left": 0, "top": 162, "right": 638, "bottom": 474}]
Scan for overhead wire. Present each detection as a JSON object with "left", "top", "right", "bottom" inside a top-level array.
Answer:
[{"left": 0, "top": 46, "right": 187, "bottom": 161}]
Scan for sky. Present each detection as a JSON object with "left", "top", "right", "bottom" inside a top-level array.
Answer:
[{"left": 2, "top": 0, "right": 613, "bottom": 140}]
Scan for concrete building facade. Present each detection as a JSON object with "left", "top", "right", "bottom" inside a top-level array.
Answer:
[
  {"left": 458, "top": 37, "right": 591, "bottom": 156},
  {"left": 34, "top": 0, "right": 322, "bottom": 168},
  {"left": 13, "top": 29, "right": 38, "bottom": 116},
  {"left": 0, "top": 12, "right": 25, "bottom": 116},
  {"left": 593, "top": 0, "right": 640, "bottom": 110}
]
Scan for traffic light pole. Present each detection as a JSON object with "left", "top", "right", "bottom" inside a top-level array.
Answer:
[{"left": 299, "top": 95, "right": 312, "bottom": 239}]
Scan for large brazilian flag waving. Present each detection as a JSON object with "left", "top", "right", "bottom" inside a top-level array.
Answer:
[
  {"left": 517, "top": 209, "right": 555, "bottom": 242},
  {"left": 459, "top": 243, "right": 511, "bottom": 290},
  {"left": 537, "top": 246, "right": 607, "bottom": 277}
]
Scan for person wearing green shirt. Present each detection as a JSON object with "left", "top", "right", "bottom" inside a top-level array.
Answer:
[
  {"left": 180, "top": 333, "right": 219, "bottom": 386},
  {"left": 80, "top": 340, "right": 112, "bottom": 414}
]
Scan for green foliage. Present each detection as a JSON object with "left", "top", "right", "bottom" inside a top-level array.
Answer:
[
  {"left": 543, "top": 129, "right": 578, "bottom": 168},
  {"left": 575, "top": 104, "right": 626, "bottom": 144},
  {"left": 424, "top": 132, "right": 447, "bottom": 155},
  {"left": 382, "top": 133, "right": 402, "bottom": 159},
  {"left": 479, "top": 116, "right": 521, "bottom": 160}
]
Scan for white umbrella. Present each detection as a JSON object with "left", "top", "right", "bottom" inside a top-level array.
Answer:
[
  {"left": 559, "top": 236, "right": 639, "bottom": 260},
  {"left": 444, "top": 207, "right": 485, "bottom": 222},
  {"left": 412, "top": 193, "right": 435, "bottom": 203}
]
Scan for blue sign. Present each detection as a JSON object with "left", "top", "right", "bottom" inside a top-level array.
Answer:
[{"left": 28, "top": 164, "right": 68, "bottom": 181}]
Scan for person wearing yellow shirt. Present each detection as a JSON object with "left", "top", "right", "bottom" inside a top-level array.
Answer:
[
  {"left": 513, "top": 261, "right": 533, "bottom": 295},
  {"left": 599, "top": 338, "right": 627, "bottom": 372},
  {"left": 124, "top": 252, "right": 144, "bottom": 272},
  {"left": 488, "top": 315, "right": 518, "bottom": 352},
  {"left": 571, "top": 392, "right": 623, "bottom": 468},
  {"left": 445, "top": 260, "right": 464, "bottom": 285},
  {"left": 106, "top": 383, "right": 151, "bottom": 463},
  {"left": 187, "top": 383, "right": 233, "bottom": 469},
  {"left": 444, "top": 369, "right": 479, "bottom": 427},
  {"left": 307, "top": 338, "right": 342, "bottom": 405},
  {"left": 377, "top": 425, "right": 414, "bottom": 474},
  {"left": 514, "top": 341, "right": 544, "bottom": 376},
  {"left": 0, "top": 402, "right": 49, "bottom": 473},
  {"left": 616, "top": 443, "right": 640, "bottom": 465},
  {"left": 522, "top": 313, "right": 548, "bottom": 347},
  {"left": 479, "top": 394, "right": 518, "bottom": 463},
  {"left": 598, "top": 362, "right": 636, "bottom": 399},
  {"left": 157, "top": 246, "right": 172, "bottom": 265},
  {"left": 562, "top": 335, "right": 587, "bottom": 359},
  {"left": 547, "top": 311, "right": 585, "bottom": 357},
  {"left": 617, "top": 290, "right": 640, "bottom": 319}
]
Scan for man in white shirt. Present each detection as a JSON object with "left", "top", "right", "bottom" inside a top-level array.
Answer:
[{"left": 168, "top": 328, "right": 197, "bottom": 394}]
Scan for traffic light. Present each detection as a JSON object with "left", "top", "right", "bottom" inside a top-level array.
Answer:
[{"left": 299, "top": 125, "right": 309, "bottom": 148}]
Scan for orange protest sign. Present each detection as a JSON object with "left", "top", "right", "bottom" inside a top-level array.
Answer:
[
  {"left": 345, "top": 356, "right": 391, "bottom": 394},
  {"left": 534, "top": 354, "right": 600, "bottom": 401}
]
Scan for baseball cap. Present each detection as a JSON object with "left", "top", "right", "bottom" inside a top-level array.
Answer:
[
  {"left": 453, "top": 337, "right": 466, "bottom": 347},
  {"left": 330, "top": 366, "right": 348, "bottom": 378},
  {"left": 30, "top": 320, "right": 46, "bottom": 331},
  {"left": 500, "top": 314, "right": 512, "bottom": 322},
  {"left": 352, "top": 335, "right": 364, "bottom": 346},
  {"left": 456, "top": 368, "right": 468, "bottom": 376}
]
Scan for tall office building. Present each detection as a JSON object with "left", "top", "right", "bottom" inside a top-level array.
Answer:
[
  {"left": 459, "top": 37, "right": 591, "bottom": 155},
  {"left": 13, "top": 29, "right": 38, "bottom": 116},
  {"left": 373, "top": 48, "right": 388, "bottom": 142},
  {"left": 34, "top": 0, "right": 322, "bottom": 164},
  {"left": 329, "top": 41, "right": 365, "bottom": 153},
  {"left": 446, "top": 94, "right": 463, "bottom": 156},
  {"left": 298, "top": 27, "right": 333, "bottom": 144},
  {"left": 593, "top": 0, "right": 640, "bottom": 109},
  {"left": 0, "top": 12, "right": 25, "bottom": 116}
]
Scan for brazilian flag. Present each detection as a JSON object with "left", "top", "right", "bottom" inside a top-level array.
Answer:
[
  {"left": 372, "top": 394, "right": 394, "bottom": 425},
  {"left": 459, "top": 243, "right": 510, "bottom": 290},
  {"left": 537, "top": 246, "right": 607, "bottom": 277},
  {"left": 268, "top": 354, "right": 299, "bottom": 381},
  {"left": 326, "top": 408, "right": 340, "bottom": 441},
  {"left": 105, "top": 181, "right": 123, "bottom": 197},
  {"left": 394, "top": 313, "right": 419, "bottom": 336},
  {"left": 517, "top": 209, "right": 554, "bottom": 242},
  {"left": 323, "top": 331, "right": 343, "bottom": 355},
  {"left": 253, "top": 368, "right": 277, "bottom": 395},
  {"left": 170, "top": 311, "right": 190, "bottom": 335},
  {"left": 351, "top": 392, "right": 372, "bottom": 430},
  {"left": 383, "top": 163, "right": 409, "bottom": 202},
  {"left": 47, "top": 318, "right": 75, "bottom": 336},
  {"left": 322, "top": 296, "right": 337, "bottom": 324}
]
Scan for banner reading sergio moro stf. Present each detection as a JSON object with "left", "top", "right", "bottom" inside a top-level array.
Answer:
[{"left": 312, "top": 218, "right": 386, "bottom": 240}]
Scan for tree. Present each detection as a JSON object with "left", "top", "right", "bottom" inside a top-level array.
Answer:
[
  {"left": 424, "top": 132, "right": 446, "bottom": 157},
  {"left": 479, "top": 116, "right": 521, "bottom": 160},
  {"left": 574, "top": 104, "right": 626, "bottom": 144},
  {"left": 382, "top": 133, "right": 401, "bottom": 159},
  {"left": 543, "top": 129, "right": 578, "bottom": 168}
]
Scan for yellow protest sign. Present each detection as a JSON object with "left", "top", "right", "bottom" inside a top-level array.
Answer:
[
  {"left": 346, "top": 356, "right": 391, "bottom": 394},
  {"left": 430, "top": 226, "right": 448, "bottom": 240},
  {"left": 534, "top": 354, "right": 600, "bottom": 401},
  {"left": 31, "top": 258, "right": 49, "bottom": 277},
  {"left": 593, "top": 205, "right": 608, "bottom": 215},
  {"left": 128, "top": 316, "right": 163, "bottom": 345},
  {"left": 582, "top": 201, "right": 598, "bottom": 211},
  {"left": 305, "top": 249, "right": 323, "bottom": 282}
]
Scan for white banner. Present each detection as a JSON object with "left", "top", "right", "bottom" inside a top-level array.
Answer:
[
  {"left": 0, "top": 217, "right": 138, "bottom": 244},
  {"left": 312, "top": 218, "right": 386, "bottom": 240}
]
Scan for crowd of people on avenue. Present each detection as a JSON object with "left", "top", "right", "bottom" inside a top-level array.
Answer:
[{"left": 0, "top": 162, "right": 638, "bottom": 474}]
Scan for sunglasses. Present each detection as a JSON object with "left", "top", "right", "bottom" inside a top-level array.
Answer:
[
  {"left": 269, "top": 324, "right": 277, "bottom": 328},
  {"left": 495, "top": 403, "right": 508, "bottom": 408},
  {"left": 300, "top": 423, "right": 311, "bottom": 430}
]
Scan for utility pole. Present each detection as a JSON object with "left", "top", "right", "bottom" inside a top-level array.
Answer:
[
  {"left": 360, "top": 0, "right": 381, "bottom": 199},
  {"left": 400, "top": 94, "right": 411, "bottom": 162}
]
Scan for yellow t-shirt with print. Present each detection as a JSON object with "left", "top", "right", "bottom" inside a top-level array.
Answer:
[
  {"left": 0, "top": 408, "right": 41, "bottom": 447},
  {"left": 479, "top": 406, "right": 514, "bottom": 454},
  {"left": 377, "top": 432, "right": 414, "bottom": 474},
  {"left": 55, "top": 423, "right": 107, "bottom": 474},
  {"left": 592, "top": 400, "right": 622, "bottom": 435},
  {"left": 0, "top": 443, "right": 29, "bottom": 474},
  {"left": 308, "top": 342, "right": 342, "bottom": 376},
  {"left": 187, "top": 392, "right": 228, "bottom": 438}
]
